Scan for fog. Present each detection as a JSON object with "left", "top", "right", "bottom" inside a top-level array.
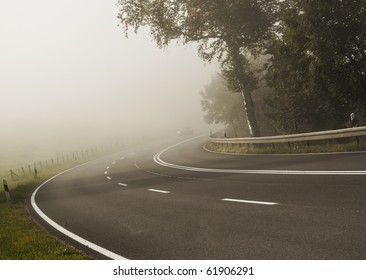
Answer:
[{"left": 0, "top": 0, "right": 217, "bottom": 159}]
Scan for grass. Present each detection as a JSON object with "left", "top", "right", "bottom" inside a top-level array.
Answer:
[
  {"left": 0, "top": 146, "right": 123, "bottom": 260},
  {"left": 205, "top": 137, "right": 366, "bottom": 155},
  {"left": 0, "top": 176, "right": 91, "bottom": 259}
]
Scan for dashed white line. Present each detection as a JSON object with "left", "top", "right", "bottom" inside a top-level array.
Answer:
[
  {"left": 104, "top": 171, "right": 108, "bottom": 175},
  {"left": 118, "top": 183, "right": 128, "bottom": 187},
  {"left": 106, "top": 176, "right": 112, "bottom": 180},
  {"left": 148, "top": 189, "right": 170, "bottom": 194},
  {"left": 111, "top": 161, "right": 116, "bottom": 165},
  {"left": 106, "top": 166, "right": 110, "bottom": 170},
  {"left": 222, "top": 198, "right": 279, "bottom": 206}
]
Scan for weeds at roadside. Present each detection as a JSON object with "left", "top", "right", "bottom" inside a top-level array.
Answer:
[{"left": 205, "top": 137, "right": 366, "bottom": 155}]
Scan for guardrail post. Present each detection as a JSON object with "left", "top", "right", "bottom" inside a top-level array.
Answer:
[{"left": 3, "top": 179, "right": 10, "bottom": 201}]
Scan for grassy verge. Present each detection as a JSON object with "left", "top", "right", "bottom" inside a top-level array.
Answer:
[
  {"left": 205, "top": 137, "right": 366, "bottom": 155},
  {"left": 0, "top": 148, "right": 122, "bottom": 260},
  {"left": 0, "top": 174, "right": 91, "bottom": 259}
]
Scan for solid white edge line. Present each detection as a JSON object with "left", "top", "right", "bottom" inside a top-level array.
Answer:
[
  {"left": 30, "top": 163, "right": 127, "bottom": 260},
  {"left": 153, "top": 137, "right": 366, "bottom": 176},
  {"left": 222, "top": 198, "right": 279, "bottom": 206},
  {"left": 148, "top": 189, "right": 170, "bottom": 194}
]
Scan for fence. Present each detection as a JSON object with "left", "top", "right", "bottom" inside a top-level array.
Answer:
[
  {"left": 1, "top": 144, "right": 124, "bottom": 183},
  {"left": 210, "top": 126, "right": 366, "bottom": 146}
]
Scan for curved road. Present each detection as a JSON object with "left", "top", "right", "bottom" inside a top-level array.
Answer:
[{"left": 29, "top": 135, "right": 366, "bottom": 259}]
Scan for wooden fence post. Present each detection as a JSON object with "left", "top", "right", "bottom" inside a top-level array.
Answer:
[{"left": 3, "top": 179, "right": 10, "bottom": 201}]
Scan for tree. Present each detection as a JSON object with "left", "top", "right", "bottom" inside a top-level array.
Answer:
[
  {"left": 266, "top": 0, "right": 366, "bottom": 133},
  {"left": 117, "top": 0, "right": 281, "bottom": 136},
  {"left": 265, "top": 37, "right": 323, "bottom": 133},
  {"left": 200, "top": 74, "right": 250, "bottom": 137}
]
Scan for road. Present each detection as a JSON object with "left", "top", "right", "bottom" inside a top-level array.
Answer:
[{"left": 29, "top": 135, "right": 366, "bottom": 259}]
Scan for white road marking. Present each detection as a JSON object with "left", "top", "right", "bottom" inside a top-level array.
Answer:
[
  {"left": 222, "top": 198, "right": 279, "bottom": 206},
  {"left": 30, "top": 164, "right": 127, "bottom": 260},
  {"left": 148, "top": 189, "right": 170, "bottom": 194},
  {"left": 153, "top": 137, "right": 366, "bottom": 176},
  {"left": 104, "top": 171, "right": 108, "bottom": 175},
  {"left": 118, "top": 183, "right": 128, "bottom": 187},
  {"left": 106, "top": 176, "right": 112, "bottom": 180},
  {"left": 111, "top": 161, "right": 116, "bottom": 165},
  {"left": 106, "top": 166, "right": 110, "bottom": 169}
]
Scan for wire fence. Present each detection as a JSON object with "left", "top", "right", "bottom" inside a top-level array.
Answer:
[{"left": 1, "top": 144, "right": 124, "bottom": 185}]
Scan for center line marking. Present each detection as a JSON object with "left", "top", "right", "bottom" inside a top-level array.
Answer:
[
  {"left": 222, "top": 198, "right": 279, "bottom": 206},
  {"left": 148, "top": 189, "right": 170, "bottom": 194}
]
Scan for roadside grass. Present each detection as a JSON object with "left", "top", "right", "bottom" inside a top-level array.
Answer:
[
  {"left": 0, "top": 147, "right": 122, "bottom": 260},
  {"left": 0, "top": 170, "right": 92, "bottom": 259},
  {"left": 205, "top": 137, "right": 366, "bottom": 155}
]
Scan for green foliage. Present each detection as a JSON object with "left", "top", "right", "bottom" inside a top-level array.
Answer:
[
  {"left": 118, "top": 0, "right": 279, "bottom": 61},
  {"left": 0, "top": 181, "right": 91, "bottom": 260},
  {"left": 118, "top": 0, "right": 282, "bottom": 136},
  {"left": 119, "top": 0, "right": 366, "bottom": 136},
  {"left": 200, "top": 74, "right": 250, "bottom": 137},
  {"left": 221, "top": 54, "right": 259, "bottom": 93},
  {"left": 266, "top": 0, "right": 366, "bottom": 133}
]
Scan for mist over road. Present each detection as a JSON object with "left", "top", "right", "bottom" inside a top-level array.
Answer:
[{"left": 29, "top": 136, "right": 366, "bottom": 259}]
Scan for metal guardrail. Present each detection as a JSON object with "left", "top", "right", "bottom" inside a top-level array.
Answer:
[{"left": 210, "top": 126, "right": 366, "bottom": 145}]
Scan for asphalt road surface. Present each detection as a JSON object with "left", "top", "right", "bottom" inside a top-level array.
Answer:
[{"left": 29, "top": 135, "right": 366, "bottom": 259}]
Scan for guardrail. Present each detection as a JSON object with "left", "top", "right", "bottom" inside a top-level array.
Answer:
[{"left": 210, "top": 126, "right": 366, "bottom": 145}]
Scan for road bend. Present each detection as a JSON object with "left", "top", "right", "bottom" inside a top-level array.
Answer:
[{"left": 29, "top": 135, "right": 366, "bottom": 259}]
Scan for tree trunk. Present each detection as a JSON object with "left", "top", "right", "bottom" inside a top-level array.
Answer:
[
  {"left": 230, "top": 120, "right": 238, "bottom": 137},
  {"left": 228, "top": 44, "right": 261, "bottom": 137}
]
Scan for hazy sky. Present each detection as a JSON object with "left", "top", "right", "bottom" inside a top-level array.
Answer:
[{"left": 0, "top": 0, "right": 217, "bottom": 151}]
